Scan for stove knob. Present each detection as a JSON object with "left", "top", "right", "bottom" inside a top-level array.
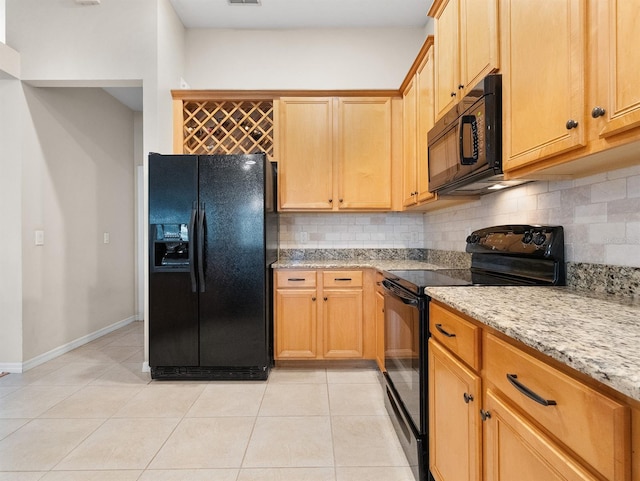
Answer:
[
  {"left": 466, "top": 234, "right": 481, "bottom": 244},
  {"left": 533, "top": 232, "right": 547, "bottom": 246},
  {"left": 522, "top": 231, "right": 533, "bottom": 244}
]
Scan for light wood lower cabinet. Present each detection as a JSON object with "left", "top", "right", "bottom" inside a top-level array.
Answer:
[
  {"left": 484, "top": 389, "right": 600, "bottom": 481},
  {"left": 429, "top": 338, "right": 481, "bottom": 481},
  {"left": 375, "top": 271, "right": 385, "bottom": 371},
  {"left": 429, "top": 301, "right": 633, "bottom": 481},
  {"left": 274, "top": 269, "right": 364, "bottom": 360}
]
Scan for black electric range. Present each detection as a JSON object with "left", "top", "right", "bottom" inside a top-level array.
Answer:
[{"left": 381, "top": 225, "right": 565, "bottom": 481}]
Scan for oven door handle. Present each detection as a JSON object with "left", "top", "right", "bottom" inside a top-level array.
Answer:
[{"left": 382, "top": 280, "right": 420, "bottom": 307}]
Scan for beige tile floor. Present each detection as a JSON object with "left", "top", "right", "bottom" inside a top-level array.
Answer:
[{"left": 0, "top": 321, "right": 413, "bottom": 480}]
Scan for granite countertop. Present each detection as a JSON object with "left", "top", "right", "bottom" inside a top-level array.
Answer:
[
  {"left": 425, "top": 286, "right": 640, "bottom": 403},
  {"left": 272, "top": 259, "right": 447, "bottom": 271}
]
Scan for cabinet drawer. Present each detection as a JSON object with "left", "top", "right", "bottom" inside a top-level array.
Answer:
[
  {"left": 429, "top": 302, "right": 481, "bottom": 371},
  {"left": 322, "top": 270, "right": 363, "bottom": 288},
  {"left": 484, "top": 333, "right": 630, "bottom": 481},
  {"left": 276, "top": 270, "right": 317, "bottom": 288}
]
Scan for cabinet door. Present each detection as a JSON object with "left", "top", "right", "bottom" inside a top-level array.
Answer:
[
  {"left": 501, "top": 0, "right": 587, "bottom": 172},
  {"left": 484, "top": 390, "right": 600, "bottom": 481},
  {"left": 275, "top": 288, "right": 318, "bottom": 359},
  {"left": 433, "top": 0, "right": 459, "bottom": 120},
  {"left": 403, "top": 77, "right": 418, "bottom": 207},
  {"left": 417, "top": 47, "right": 436, "bottom": 203},
  {"left": 337, "top": 98, "right": 393, "bottom": 210},
  {"left": 459, "top": 0, "right": 499, "bottom": 91},
  {"left": 593, "top": 0, "right": 640, "bottom": 139},
  {"left": 375, "top": 290, "right": 385, "bottom": 371},
  {"left": 279, "top": 98, "right": 334, "bottom": 210},
  {"left": 429, "top": 340, "right": 481, "bottom": 481},
  {"left": 322, "top": 289, "right": 364, "bottom": 358}
]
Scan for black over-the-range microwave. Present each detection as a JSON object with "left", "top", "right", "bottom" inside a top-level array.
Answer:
[{"left": 427, "top": 74, "right": 527, "bottom": 196}]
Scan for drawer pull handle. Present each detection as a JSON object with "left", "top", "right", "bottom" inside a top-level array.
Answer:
[
  {"left": 507, "top": 374, "right": 557, "bottom": 406},
  {"left": 334, "top": 277, "right": 352, "bottom": 281},
  {"left": 287, "top": 278, "right": 306, "bottom": 281},
  {"left": 435, "top": 324, "right": 456, "bottom": 338}
]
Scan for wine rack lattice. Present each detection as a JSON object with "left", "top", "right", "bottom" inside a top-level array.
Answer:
[{"left": 182, "top": 100, "right": 274, "bottom": 156}]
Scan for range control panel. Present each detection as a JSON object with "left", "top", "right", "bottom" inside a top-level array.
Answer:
[{"left": 466, "top": 225, "right": 564, "bottom": 259}]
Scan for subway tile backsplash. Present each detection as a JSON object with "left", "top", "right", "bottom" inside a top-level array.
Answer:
[
  {"left": 277, "top": 164, "right": 640, "bottom": 297},
  {"left": 423, "top": 163, "right": 640, "bottom": 268},
  {"left": 279, "top": 212, "right": 425, "bottom": 249}
]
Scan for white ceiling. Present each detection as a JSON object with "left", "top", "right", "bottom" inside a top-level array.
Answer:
[{"left": 169, "top": 0, "right": 433, "bottom": 29}]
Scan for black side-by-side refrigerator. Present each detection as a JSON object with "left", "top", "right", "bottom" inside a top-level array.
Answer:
[{"left": 148, "top": 153, "right": 278, "bottom": 380}]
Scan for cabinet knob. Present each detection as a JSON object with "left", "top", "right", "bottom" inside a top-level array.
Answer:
[
  {"left": 463, "top": 392, "right": 474, "bottom": 404},
  {"left": 312, "top": 297, "right": 316, "bottom": 301},
  {"left": 565, "top": 119, "right": 579, "bottom": 130},
  {"left": 458, "top": 84, "right": 464, "bottom": 90},
  {"left": 591, "top": 106, "right": 606, "bottom": 118},
  {"left": 328, "top": 199, "right": 333, "bottom": 203},
  {"left": 323, "top": 296, "right": 328, "bottom": 301},
  {"left": 450, "top": 92, "right": 457, "bottom": 97},
  {"left": 480, "top": 409, "right": 491, "bottom": 421},
  {"left": 339, "top": 199, "right": 343, "bottom": 203}
]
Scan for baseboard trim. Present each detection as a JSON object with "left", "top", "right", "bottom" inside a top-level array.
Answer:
[
  {"left": 1, "top": 316, "right": 137, "bottom": 374},
  {"left": 142, "top": 361, "right": 150, "bottom": 373}
]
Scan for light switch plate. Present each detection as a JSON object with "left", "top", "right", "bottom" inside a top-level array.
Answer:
[
  {"left": 103, "top": 232, "right": 110, "bottom": 244},
  {"left": 35, "top": 230, "right": 44, "bottom": 246}
]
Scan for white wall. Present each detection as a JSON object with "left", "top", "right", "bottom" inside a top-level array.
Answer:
[
  {"left": 0, "top": 79, "right": 23, "bottom": 366},
  {"left": 0, "top": 0, "right": 5, "bottom": 44},
  {"left": 423, "top": 164, "right": 640, "bottom": 268},
  {"left": 20, "top": 86, "right": 136, "bottom": 361},
  {"left": 184, "top": 27, "right": 427, "bottom": 89}
]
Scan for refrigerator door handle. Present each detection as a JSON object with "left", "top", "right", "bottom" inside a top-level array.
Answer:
[
  {"left": 189, "top": 202, "right": 197, "bottom": 293},
  {"left": 198, "top": 202, "right": 206, "bottom": 292}
]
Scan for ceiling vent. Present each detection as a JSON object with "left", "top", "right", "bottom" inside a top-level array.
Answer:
[{"left": 228, "top": 0, "right": 261, "bottom": 4}]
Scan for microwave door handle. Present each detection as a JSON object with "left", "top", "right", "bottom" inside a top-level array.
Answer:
[{"left": 459, "top": 115, "right": 479, "bottom": 165}]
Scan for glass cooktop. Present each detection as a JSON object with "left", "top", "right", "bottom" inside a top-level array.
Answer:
[{"left": 384, "top": 269, "right": 474, "bottom": 295}]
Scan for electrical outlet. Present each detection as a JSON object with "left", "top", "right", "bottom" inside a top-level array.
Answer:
[{"left": 299, "top": 231, "right": 309, "bottom": 244}]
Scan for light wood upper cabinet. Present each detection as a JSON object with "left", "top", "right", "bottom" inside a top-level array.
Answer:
[
  {"left": 278, "top": 98, "right": 334, "bottom": 210},
  {"left": 432, "top": 0, "right": 459, "bottom": 120},
  {"left": 400, "top": 37, "right": 438, "bottom": 210},
  {"left": 500, "top": 0, "right": 640, "bottom": 179},
  {"left": 337, "top": 98, "right": 393, "bottom": 210},
  {"left": 416, "top": 47, "right": 437, "bottom": 203},
  {"left": 501, "top": 0, "right": 587, "bottom": 173},
  {"left": 460, "top": 0, "right": 500, "bottom": 95},
  {"left": 430, "top": 0, "right": 499, "bottom": 121},
  {"left": 591, "top": 0, "right": 640, "bottom": 139},
  {"left": 279, "top": 97, "right": 393, "bottom": 212},
  {"left": 402, "top": 76, "right": 419, "bottom": 207}
]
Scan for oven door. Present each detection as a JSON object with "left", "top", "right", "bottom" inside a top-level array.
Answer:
[{"left": 382, "top": 279, "right": 426, "bottom": 434}]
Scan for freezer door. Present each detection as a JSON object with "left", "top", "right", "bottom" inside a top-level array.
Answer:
[
  {"left": 148, "top": 153, "right": 199, "bottom": 368},
  {"left": 198, "top": 154, "right": 270, "bottom": 369}
]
